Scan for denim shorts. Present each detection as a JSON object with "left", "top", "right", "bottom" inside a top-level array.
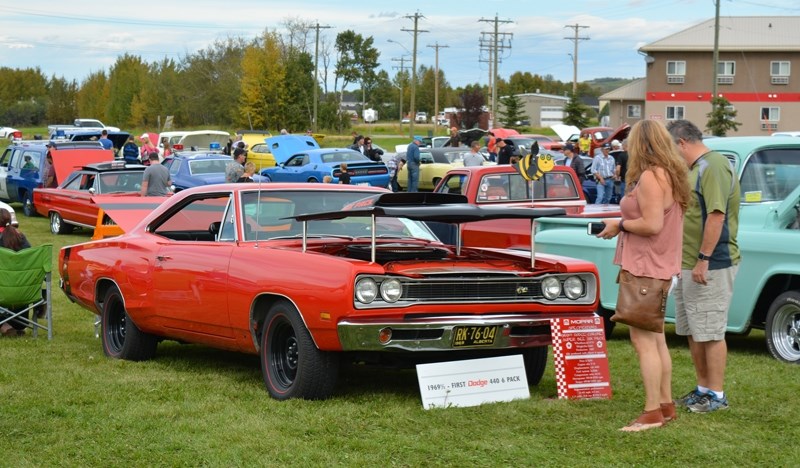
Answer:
[{"left": 674, "top": 264, "right": 738, "bottom": 341}]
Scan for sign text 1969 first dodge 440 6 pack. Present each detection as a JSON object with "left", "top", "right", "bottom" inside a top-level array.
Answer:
[{"left": 60, "top": 184, "right": 599, "bottom": 399}]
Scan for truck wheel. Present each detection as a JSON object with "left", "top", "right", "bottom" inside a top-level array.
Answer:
[
  {"left": 523, "top": 346, "right": 548, "bottom": 385},
  {"left": 50, "top": 212, "right": 74, "bottom": 234},
  {"left": 101, "top": 287, "right": 158, "bottom": 361},
  {"left": 22, "top": 192, "right": 35, "bottom": 217},
  {"left": 598, "top": 307, "right": 616, "bottom": 339},
  {"left": 261, "top": 300, "right": 339, "bottom": 399},
  {"left": 765, "top": 291, "right": 800, "bottom": 363}
]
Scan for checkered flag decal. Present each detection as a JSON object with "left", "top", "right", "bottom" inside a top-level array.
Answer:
[{"left": 550, "top": 318, "right": 568, "bottom": 399}]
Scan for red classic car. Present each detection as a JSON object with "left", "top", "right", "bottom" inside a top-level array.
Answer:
[
  {"left": 433, "top": 165, "right": 620, "bottom": 250},
  {"left": 34, "top": 161, "right": 148, "bottom": 234},
  {"left": 60, "top": 183, "right": 600, "bottom": 400}
]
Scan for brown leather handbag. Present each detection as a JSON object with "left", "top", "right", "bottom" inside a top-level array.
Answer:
[{"left": 611, "top": 269, "right": 670, "bottom": 333}]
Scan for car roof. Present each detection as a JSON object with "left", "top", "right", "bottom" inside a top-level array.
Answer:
[
  {"left": 81, "top": 161, "right": 147, "bottom": 172},
  {"left": 169, "top": 152, "right": 230, "bottom": 160}
]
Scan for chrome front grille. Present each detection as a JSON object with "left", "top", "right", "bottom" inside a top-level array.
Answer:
[{"left": 404, "top": 279, "right": 543, "bottom": 301}]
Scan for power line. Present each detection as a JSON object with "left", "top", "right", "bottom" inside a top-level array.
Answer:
[
  {"left": 564, "top": 23, "right": 590, "bottom": 95},
  {"left": 401, "top": 12, "right": 428, "bottom": 137},
  {"left": 427, "top": 42, "right": 449, "bottom": 130},
  {"left": 479, "top": 15, "right": 513, "bottom": 128}
]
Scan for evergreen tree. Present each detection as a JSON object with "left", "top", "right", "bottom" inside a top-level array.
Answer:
[
  {"left": 498, "top": 94, "right": 528, "bottom": 129},
  {"left": 563, "top": 93, "right": 590, "bottom": 128},
  {"left": 706, "top": 96, "right": 740, "bottom": 137}
]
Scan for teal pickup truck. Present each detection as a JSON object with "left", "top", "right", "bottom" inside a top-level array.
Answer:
[{"left": 535, "top": 136, "right": 800, "bottom": 363}]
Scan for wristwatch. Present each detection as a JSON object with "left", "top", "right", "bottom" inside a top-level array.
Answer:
[{"left": 698, "top": 252, "right": 711, "bottom": 261}]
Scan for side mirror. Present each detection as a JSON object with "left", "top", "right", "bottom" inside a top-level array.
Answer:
[{"left": 88, "top": 187, "right": 96, "bottom": 195}]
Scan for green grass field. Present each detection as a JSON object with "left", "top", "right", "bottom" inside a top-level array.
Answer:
[{"left": 1, "top": 209, "right": 797, "bottom": 466}]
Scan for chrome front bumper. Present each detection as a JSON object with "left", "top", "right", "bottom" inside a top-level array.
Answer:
[{"left": 337, "top": 312, "right": 593, "bottom": 352}]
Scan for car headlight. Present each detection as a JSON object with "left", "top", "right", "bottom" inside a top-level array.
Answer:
[
  {"left": 563, "top": 276, "right": 584, "bottom": 300},
  {"left": 355, "top": 278, "right": 378, "bottom": 303},
  {"left": 542, "top": 276, "right": 561, "bottom": 300},
  {"left": 380, "top": 278, "right": 403, "bottom": 303}
]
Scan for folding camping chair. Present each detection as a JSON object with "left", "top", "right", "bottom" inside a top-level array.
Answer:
[{"left": 0, "top": 244, "right": 53, "bottom": 339}]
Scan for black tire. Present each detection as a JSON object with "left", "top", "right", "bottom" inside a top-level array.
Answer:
[
  {"left": 307, "top": 177, "right": 319, "bottom": 183},
  {"left": 101, "top": 287, "right": 157, "bottom": 361},
  {"left": 22, "top": 192, "right": 35, "bottom": 217},
  {"left": 597, "top": 307, "right": 616, "bottom": 339},
  {"left": 523, "top": 346, "right": 548, "bottom": 385},
  {"left": 50, "top": 212, "right": 74, "bottom": 234},
  {"left": 261, "top": 300, "right": 338, "bottom": 400},
  {"left": 765, "top": 291, "right": 800, "bottom": 363}
]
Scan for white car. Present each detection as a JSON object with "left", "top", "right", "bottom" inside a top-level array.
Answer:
[
  {"left": 0, "top": 127, "right": 21, "bottom": 140},
  {"left": 415, "top": 112, "right": 427, "bottom": 123},
  {"left": 401, "top": 117, "right": 411, "bottom": 124},
  {"left": 0, "top": 201, "right": 18, "bottom": 226}
]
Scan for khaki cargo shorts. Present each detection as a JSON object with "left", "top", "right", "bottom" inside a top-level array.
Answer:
[{"left": 674, "top": 264, "right": 738, "bottom": 342}]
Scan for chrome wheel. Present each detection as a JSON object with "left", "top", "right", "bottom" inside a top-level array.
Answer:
[{"left": 766, "top": 291, "right": 800, "bottom": 363}]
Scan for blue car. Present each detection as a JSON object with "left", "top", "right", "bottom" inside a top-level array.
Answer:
[
  {"left": 162, "top": 152, "right": 268, "bottom": 191},
  {"left": 261, "top": 136, "right": 389, "bottom": 186}
]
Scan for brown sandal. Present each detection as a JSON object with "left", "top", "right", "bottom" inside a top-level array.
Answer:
[
  {"left": 661, "top": 402, "right": 678, "bottom": 423},
  {"left": 620, "top": 408, "right": 665, "bottom": 432}
]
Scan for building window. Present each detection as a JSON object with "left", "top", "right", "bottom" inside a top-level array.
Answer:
[
  {"left": 627, "top": 105, "right": 641, "bottom": 119},
  {"left": 771, "top": 61, "right": 790, "bottom": 84},
  {"left": 717, "top": 61, "right": 735, "bottom": 84},
  {"left": 760, "top": 107, "right": 780, "bottom": 131},
  {"left": 666, "top": 61, "right": 686, "bottom": 84},
  {"left": 666, "top": 106, "right": 685, "bottom": 120}
]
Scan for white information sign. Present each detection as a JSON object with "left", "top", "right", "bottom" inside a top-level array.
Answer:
[{"left": 416, "top": 354, "right": 530, "bottom": 410}]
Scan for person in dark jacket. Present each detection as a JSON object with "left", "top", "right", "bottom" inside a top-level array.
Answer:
[{"left": 364, "top": 137, "right": 384, "bottom": 162}]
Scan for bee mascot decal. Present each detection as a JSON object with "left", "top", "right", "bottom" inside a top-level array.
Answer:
[{"left": 513, "top": 141, "right": 555, "bottom": 181}]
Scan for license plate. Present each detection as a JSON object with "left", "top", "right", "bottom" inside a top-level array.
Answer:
[
  {"left": 357, "top": 182, "right": 370, "bottom": 186},
  {"left": 452, "top": 325, "right": 497, "bottom": 347}
]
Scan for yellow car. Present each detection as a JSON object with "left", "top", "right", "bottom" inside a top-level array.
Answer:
[
  {"left": 248, "top": 143, "right": 277, "bottom": 171},
  {"left": 396, "top": 148, "right": 478, "bottom": 191}
]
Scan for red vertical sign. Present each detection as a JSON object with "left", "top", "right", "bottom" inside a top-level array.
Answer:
[{"left": 550, "top": 316, "right": 612, "bottom": 400}]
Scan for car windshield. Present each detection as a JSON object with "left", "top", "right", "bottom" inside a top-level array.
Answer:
[
  {"left": 738, "top": 147, "right": 800, "bottom": 202},
  {"left": 98, "top": 171, "right": 144, "bottom": 193},
  {"left": 189, "top": 159, "right": 228, "bottom": 175},
  {"left": 240, "top": 190, "right": 438, "bottom": 241}
]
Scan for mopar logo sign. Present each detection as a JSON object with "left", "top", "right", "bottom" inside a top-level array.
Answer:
[{"left": 516, "top": 286, "right": 529, "bottom": 295}]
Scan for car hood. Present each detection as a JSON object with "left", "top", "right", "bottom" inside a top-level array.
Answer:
[
  {"left": 550, "top": 125, "right": 580, "bottom": 142},
  {"left": 265, "top": 135, "right": 320, "bottom": 164},
  {"left": 177, "top": 131, "right": 230, "bottom": 150},
  {"left": 91, "top": 195, "right": 169, "bottom": 233},
  {"left": 51, "top": 148, "right": 115, "bottom": 184}
]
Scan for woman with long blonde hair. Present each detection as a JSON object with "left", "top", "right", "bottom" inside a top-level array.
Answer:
[{"left": 597, "top": 119, "right": 690, "bottom": 431}]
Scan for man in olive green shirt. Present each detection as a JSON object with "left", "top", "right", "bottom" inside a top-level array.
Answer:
[{"left": 668, "top": 120, "right": 740, "bottom": 414}]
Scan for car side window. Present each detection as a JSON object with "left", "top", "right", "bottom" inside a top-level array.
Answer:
[
  {"left": 0, "top": 148, "right": 10, "bottom": 167},
  {"left": 167, "top": 159, "right": 181, "bottom": 176},
  {"left": 438, "top": 174, "right": 463, "bottom": 195},
  {"left": 151, "top": 194, "right": 230, "bottom": 241},
  {"left": 218, "top": 198, "right": 236, "bottom": 242},
  {"left": 64, "top": 173, "right": 83, "bottom": 190}
]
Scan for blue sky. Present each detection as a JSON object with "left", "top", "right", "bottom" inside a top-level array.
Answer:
[{"left": 1, "top": 1, "right": 798, "bottom": 89}]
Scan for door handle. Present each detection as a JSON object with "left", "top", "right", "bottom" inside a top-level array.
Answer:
[{"left": 156, "top": 255, "right": 172, "bottom": 261}]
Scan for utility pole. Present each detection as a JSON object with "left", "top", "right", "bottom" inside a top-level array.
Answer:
[
  {"left": 392, "top": 56, "right": 410, "bottom": 130},
  {"left": 427, "top": 42, "right": 448, "bottom": 132},
  {"left": 402, "top": 12, "right": 428, "bottom": 138},
  {"left": 711, "top": 0, "right": 720, "bottom": 104},
  {"left": 564, "top": 23, "right": 589, "bottom": 95},
  {"left": 480, "top": 15, "right": 513, "bottom": 129},
  {"left": 312, "top": 22, "right": 332, "bottom": 133}
]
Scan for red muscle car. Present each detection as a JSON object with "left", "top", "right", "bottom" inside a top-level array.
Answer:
[
  {"left": 34, "top": 161, "right": 149, "bottom": 234},
  {"left": 433, "top": 165, "right": 620, "bottom": 249},
  {"left": 60, "top": 183, "right": 600, "bottom": 400}
]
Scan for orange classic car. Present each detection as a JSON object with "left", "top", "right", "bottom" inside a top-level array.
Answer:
[{"left": 60, "top": 183, "right": 600, "bottom": 400}]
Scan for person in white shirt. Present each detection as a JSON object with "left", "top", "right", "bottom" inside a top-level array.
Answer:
[{"left": 463, "top": 141, "right": 485, "bottom": 167}]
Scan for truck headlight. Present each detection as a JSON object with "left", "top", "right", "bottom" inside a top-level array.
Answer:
[
  {"left": 542, "top": 276, "right": 561, "bottom": 300},
  {"left": 563, "top": 276, "right": 584, "bottom": 300},
  {"left": 355, "top": 278, "right": 378, "bottom": 303},
  {"left": 380, "top": 278, "right": 402, "bottom": 303}
]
